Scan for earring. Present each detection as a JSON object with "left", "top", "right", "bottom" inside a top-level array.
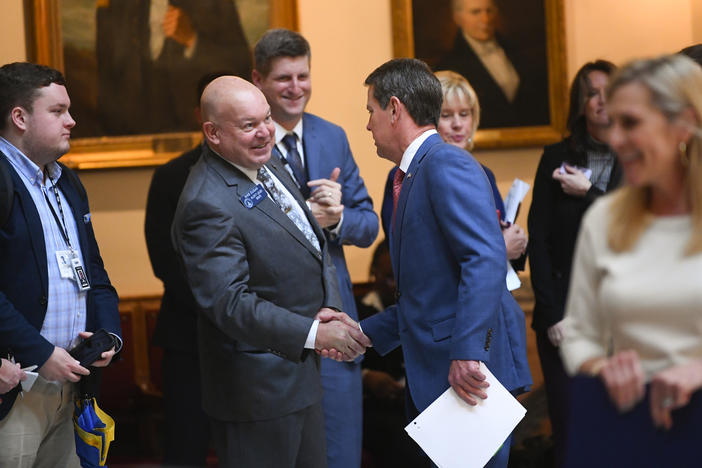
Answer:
[{"left": 680, "top": 141, "right": 690, "bottom": 167}]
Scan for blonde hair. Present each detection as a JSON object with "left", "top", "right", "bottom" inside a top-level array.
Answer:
[
  {"left": 606, "top": 54, "right": 702, "bottom": 254},
  {"left": 434, "top": 70, "right": 480, "bottom": 150}
]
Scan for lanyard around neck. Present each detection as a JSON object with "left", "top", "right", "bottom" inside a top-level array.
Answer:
[{"left": 42, "top": 168, "right": 72, "bottom": 250}]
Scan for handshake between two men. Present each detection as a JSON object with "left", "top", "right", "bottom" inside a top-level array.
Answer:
[{"left": 314, "top": 308, "right": 371, "bottom": 361}]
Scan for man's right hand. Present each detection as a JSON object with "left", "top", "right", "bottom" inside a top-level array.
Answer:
[
  {"left": 315, "top": 309, "right": 371, "bottom": 361},
  {"left": 0, "top": 359, "right": 26, "bottom": 394},
  {"left": 38, "top": 347, "right": 90, "bottom": 383},
  {"left": 448, "top": 359, "right": 490, "bottom": 406}
]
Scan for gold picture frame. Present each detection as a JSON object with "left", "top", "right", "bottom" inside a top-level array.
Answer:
[
  {"left": 24, "top": 0, "right": 298, "bottom": 170},
  {"left": 391, "top": 0, "right": 568, "bottom": 149}
]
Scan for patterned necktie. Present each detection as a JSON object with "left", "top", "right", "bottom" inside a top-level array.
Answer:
[
  {"left": 392, "top": 168, "right": 405, "bottom": 230},
  {"left": 281, "top": 133, "right": 310, "bottom": 198},
  {"left": 256, "top": 167, "right": 321, "bottom": 252}
]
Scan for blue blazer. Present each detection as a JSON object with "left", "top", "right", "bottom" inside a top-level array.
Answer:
[
  {"left": 0, "top": 154, "right": 121, "bottom": 419},
  {"left": 289, "top": 113, "right": 379, "bottom": 321},
  {"left": 362, "top": 134, "right": 531, "bottom": 411}
]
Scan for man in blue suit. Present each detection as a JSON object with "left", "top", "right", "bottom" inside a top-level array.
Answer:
[
  {"left": 0, "top": 62, "right": 121, "bottom": 466},
  {"left": 361, "top": 58, "right": 531, "bottom": 468},
  {"left": 253, "top": 29, "right": 379, "bottom": 468}
]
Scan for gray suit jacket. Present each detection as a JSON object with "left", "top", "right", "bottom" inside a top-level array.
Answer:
[{"left": 172, "top": 147, "right": 342, "bottom": 422}]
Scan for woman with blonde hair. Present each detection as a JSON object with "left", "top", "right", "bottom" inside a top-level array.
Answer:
[{"left": 561, "top": 54, "right": 702, "bottom": 463}]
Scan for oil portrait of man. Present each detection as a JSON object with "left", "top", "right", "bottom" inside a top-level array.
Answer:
[
  {"left": 413, "top": 0, "right": 551, "bottom": 129},
  {"left": 59, "top": 0, "right": 272, "bottom": 138}
]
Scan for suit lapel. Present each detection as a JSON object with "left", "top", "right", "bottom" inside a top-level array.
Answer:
[
  {"left": 57, "top": 168, "right": 91, "bottom": 281},
  {"left": 204, "top": 149, "right": 322, "bottom": 261},
  {"left": 392, "top": 134, "right": 442, "bottom": 278},
  {"left": 300, "top": 113, "right": 321, "bottom": 181}
]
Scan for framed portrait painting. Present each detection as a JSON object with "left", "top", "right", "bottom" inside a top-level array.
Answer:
[
  {"left": 24, "top": 0, "right": 298, "bottom": 169},
  {"left": 392, "top": 0, "right": 568, "bottom": 148}
]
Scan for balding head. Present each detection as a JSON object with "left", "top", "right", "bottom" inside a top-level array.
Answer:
[{"left": 201, "top": 76, "right": 275, "bottom": 169}]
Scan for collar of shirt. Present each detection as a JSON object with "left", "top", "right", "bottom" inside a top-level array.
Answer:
[
  {"left": 0, "top": 136, "right": 62, "bottom": 186},
  {"left": 274, "top": 119, "right": 304, "bottom": 147},
  {"left": 398, "top": 129, "right": 438, "bottom": 173},
  {"left": 232, "top": 163, "right": 259, "bottom": 183},
  {"left": 464, "top": 34, "right": 501, "bottom": 57}
]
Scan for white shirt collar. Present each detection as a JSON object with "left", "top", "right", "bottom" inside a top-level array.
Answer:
[
  {"left": 209, "top": 147, "right": 260, "bottom": 183},
  {"left": 274, "top": 119, "right": 304, "bottom": 146},
  {"left": 0, "top": 136, "right": 61, "bottom": 186},
  {"left": 398, "top": 129, "right": 437, "bottom": 173}
]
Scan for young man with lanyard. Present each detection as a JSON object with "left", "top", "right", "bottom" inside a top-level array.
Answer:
[{"left": 0, "top": 62, "right": 121, "bottom": 467}]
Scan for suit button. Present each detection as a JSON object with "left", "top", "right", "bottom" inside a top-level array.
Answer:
[
  {"left": 39, "top": 295, "right": 47, "bottom": 306},
  {"left": 395, "top": 290, "right": 401, "bottom": 300},
  {"left": 484, "top": 328, "right": 493, "bottom": 351}
]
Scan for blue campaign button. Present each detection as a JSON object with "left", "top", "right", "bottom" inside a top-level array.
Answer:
[{"left": 241, "top": 184, "right": 267, "bottom": 209}]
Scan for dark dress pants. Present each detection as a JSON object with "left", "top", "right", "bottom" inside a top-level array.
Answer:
[
  {"left": 211, "top": 401, "right": 326, "bottom": 468},
  {"left": 536, "top": 330, "right": 573, "bottom": 468}
]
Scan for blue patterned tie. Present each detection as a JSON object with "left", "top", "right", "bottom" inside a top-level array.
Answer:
[
  {"left": 256, "top": 167, "right": 320, "bottom": 252},
  {"left": 281, "top": 133, "right": 310, "bottom": 198}
]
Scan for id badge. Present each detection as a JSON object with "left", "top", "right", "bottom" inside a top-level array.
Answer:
[
  {"left": 55, "top": 250, "right": 74, "bottom": 279},
  {"left": 70, "top": 256, "right": 91, "bottom": 291}
]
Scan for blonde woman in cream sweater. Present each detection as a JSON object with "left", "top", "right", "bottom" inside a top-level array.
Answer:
[{"left": 561, "top": 54, "right": 702, "bottom": 434}]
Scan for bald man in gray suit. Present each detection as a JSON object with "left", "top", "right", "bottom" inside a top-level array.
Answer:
[{"left": 171, "top": 76, "right": 370, "bottom": 468}]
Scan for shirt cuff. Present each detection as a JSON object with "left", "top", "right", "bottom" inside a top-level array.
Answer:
[
  {"left": 327, "top": 211, "right": 344, "bottom": 238},
  {"left": 304, "top": 319, "right": 320, "bottom": 349}
]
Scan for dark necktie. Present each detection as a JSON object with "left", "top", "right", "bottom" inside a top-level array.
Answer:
[
  {"left": 256, "top": 167, "right": 320, "bottom": 252},
  {"left": 282, "top": 133, "right": 310, "bottom": 198},
  {"left": 392, "top": 168, "right": 405, "bottom": 230}
]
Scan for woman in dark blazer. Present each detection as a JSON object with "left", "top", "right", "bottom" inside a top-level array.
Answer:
[{"left": 527, "top": 59, "right": 621, "bottom": 466}]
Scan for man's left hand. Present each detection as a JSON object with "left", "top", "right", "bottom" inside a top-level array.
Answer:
[
  {"left": 307, "top": 167, "right": 343, "bottom": 228},
  {"left": 77, "top": 331, "right": 116, "bottom": 368},
  {"left": 448, "top": 359, "right": 489, "bottom": 406}
]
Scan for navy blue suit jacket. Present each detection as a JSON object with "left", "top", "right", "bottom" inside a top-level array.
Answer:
[
  {"left": 0, "top": 154, "right": 121, "bottom": 419},
  {"left": 362, "top": 134, "right": 530, "bottom": 411}
]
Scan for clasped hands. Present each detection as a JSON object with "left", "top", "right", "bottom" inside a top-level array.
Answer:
[
  {"left": 552, "top": 164, "right": 592, "bottom": 197},
  {"left": 586, "top": 350, "right": 702, "bottom": 430},
  {"left": 307, "top": 168, "right": 343, "bottom": 228},
  {"left": 314, "top": 308, "right": 371, "bottom": 362}
]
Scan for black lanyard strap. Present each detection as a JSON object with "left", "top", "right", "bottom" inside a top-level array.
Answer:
[{"left": 42, "top": 168, "right": 72, "bottom": 249}]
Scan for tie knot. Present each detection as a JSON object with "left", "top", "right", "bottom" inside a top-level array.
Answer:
[
  {"left": 393, "top": 168, "right": 405, "bottom": 185},
  {"left": 282, "top": 133, "right": 297, "bottom": 151},
  {"left": 256, "top": 167, "right": 267, "bottom": 181}
]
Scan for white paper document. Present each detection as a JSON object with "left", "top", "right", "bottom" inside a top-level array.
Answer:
[
  {"left": 505, "top": 263, "right": 521, "bottom": 291},
  {"left": 20, "top": 365, "right": 38, "bottom": 392},
  {"left": 405, "top": 363, "right": 526, "bottom": 468},
  {"left": 502, "top": 179, "right": 530, "bottom": 291},
  {"left": 502, "top": 178, "right": 530, "bottom": 224}
]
